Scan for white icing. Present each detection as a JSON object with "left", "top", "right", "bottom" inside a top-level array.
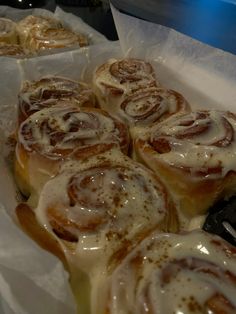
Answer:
[
  {"left": 107, "top": 231, "right": 236, "bottom": 314},
  {"left": 19, "top": 76, "right": 94, "bottom": 119},
  {"left": 17, "top": 105, "right": 123, "bottom": 159},
  {"left": 28, "top": 27, "right": 81, "bottom": 52},
  {"left": 148, "top": 110, "right": 236, "bottom": 179},
  {"left": 17, "top": 15, "right": 61, "bottom": 44},
  {"left": 188, "top": 215, "right": 206, "bottom": 231},
  {"left": 93, "top": 58, "right": 157, "bottom": 113},
  {"left": 34, "top": 149, "right": 173, "bottom": 313},
  {"left": 118, "top": 88, "right": 189, "bottom": 126}
]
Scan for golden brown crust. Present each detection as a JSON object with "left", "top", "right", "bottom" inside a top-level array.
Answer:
[
  {"left": 16, "top": 203, "right": 67, "bottom": 268},
  {"left": 0, "top": 42, "right": 25, "bottom": 57}
]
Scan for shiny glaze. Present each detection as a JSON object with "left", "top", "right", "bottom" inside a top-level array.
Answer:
[
  {"left": 17, "top": 15, "right": 61, "bottom": 44},
  {"left": 34, "top": 149, "right": 178, "bottom": 313},
  {"left": 27, "top": 26, "right": 87, "bottom": 52},
  {"left": 107, "top": 230, "right": 236, "bottom": 314},
  {"left": 119, "top": 87, "right": 190, "bottom": 126},
  {"left": 18, "top": 76, "right": 96, "bottom": 123},
  {"left": 145, "top": 110, "right": 236, "bottom": 179},
  {"left": 93, "top": 58, "right": 158, "bottom": 109},
  {"left": 17, "top": 105, "right": 129, "bottom": 160}
]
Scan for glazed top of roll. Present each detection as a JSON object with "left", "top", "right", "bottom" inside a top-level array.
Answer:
[
  {"left": 17, "top": 105, "right": 130, "bottom": 159},
  {"left": 139, "top": 110, "right": 236, "bottom": 179},
  {"left": 18, "top": 76, "right": 97, "bottom": 123},
  {"left": 115, "top": 87, "right": 190, "bottom": 126},
  {"left": 93, "top": 58, "right": 158, "bottom": 97},
  {"left": 106, "top": 230, "right": 236, "bottom": 314},
  {"left": 17, "top": 15, "right": 62, "bottom": 41},
  {"left": 26, "top": 26, "right": 88, "bottom": 52},
  {"left": 34, "top": 148, "right": 178, "bottom": 274}
]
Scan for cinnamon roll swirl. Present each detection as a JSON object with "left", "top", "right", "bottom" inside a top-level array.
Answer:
[
  {"left": 105, "top": 230, "right": 236, "bottom": 314},
  {"left": 14, "top": 105, "right": 129, "bottom": 197},
  {"left": 93, "top": 58, "right": 158, "bottom": 110},
  {"left": 17, "top": 15, "right": 62, "bottom": 46},
  {"left": 134, "top": 110, "right": 236, "bottom": 217},
  {"left": 17, "top": 148, "right": 178, "bottom": 312},
  {"left": 25, "top": 26, "right": 88, "bottom": 53},
  {"left": 18, "top": 76, "right": 97, "bottom": 124},
  {"left": 0, "top": 42, "right": 25, "bottom": 57},
  {"left": 0, "top": 18, "right": 18, "bottom": 44},
  {"left": 103, "top": 86, "right": 191, "bottom": 127}
]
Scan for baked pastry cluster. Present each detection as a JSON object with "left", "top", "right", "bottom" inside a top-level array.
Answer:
[
  {"left": 0, "top": 15, "right": 88, "bottom": 57},
  {"left": 14, "top": 59, "right": 236, "bottom": 313}
]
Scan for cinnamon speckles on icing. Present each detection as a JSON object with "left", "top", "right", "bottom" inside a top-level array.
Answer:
[
  {"left": 109, "top": 59, "right": 156, "bottom": 84},
  {"left": 146, "top": 110, "right": 236, "bottom": 178},
  {"left": 34, "top": 149, "right": 177, "bottom": 275},
  {"left": 18, "top": 76, "right": 96, "bottom": 122},
  {"left": 93, "top": 59, "right": 191, "bottom": 127},
  {"left": 17, "top": 105, "right": 129, "bottom": 159},
  {"left": 107, "top": 231, "right": 236, "bottom": 314},
  {"left": 119, "top": 87, "right": 190, "bottom": 125},
  {"left": 93, "top": 58, "right": 157, "bottom": 103}
]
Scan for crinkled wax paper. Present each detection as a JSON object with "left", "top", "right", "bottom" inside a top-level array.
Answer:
[
  {"left": 0, "top": 3, "right": 236, "bottom": 313},
  {"left": 111, "top": 4, "right": 236, "bottom": 111}
]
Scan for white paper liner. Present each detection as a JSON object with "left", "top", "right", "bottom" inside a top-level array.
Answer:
[{"left": 0, "top": 4, "right": 236, "bottom": 314}]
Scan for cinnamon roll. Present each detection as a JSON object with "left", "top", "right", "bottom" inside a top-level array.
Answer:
[
  {"left": 133, "top": 110, "right": 236, "bottom": 217},
  {"left": 17, "top": 148, "right": 178, "bottom": 312},
  {"left": 18, "top": 76, "right": 97, "bottom": 124},
  {"left": 24, "top": 25, "right": 88, "bottom": 53},
  {"left": 17, "top": 15, "right": 62, "bottom": 46},
  {"left": 105, "top": 230, "right": 236, "bottom": 314},
  {"left": 0, "top": 18, "right": 18, "bottom": 44},
  {"left": 14, "top": 105, "right": 129, "bottom": 197},
  {"left": 0, "top": 42, "right": 25, "bottom": 57},
  {"left": 103, "top": 86, "right": 191, "bottom": 127},
  {"left": 93, "top": 58, "right": 158, "bottom": 110}
]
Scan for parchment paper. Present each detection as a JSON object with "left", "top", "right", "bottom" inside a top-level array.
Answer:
[
  {"left": 0, "top": 3, "right": 236, "bottom": 314},
  {"left": 111, "top": 4, "right": 236, "bottom": 111}
]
